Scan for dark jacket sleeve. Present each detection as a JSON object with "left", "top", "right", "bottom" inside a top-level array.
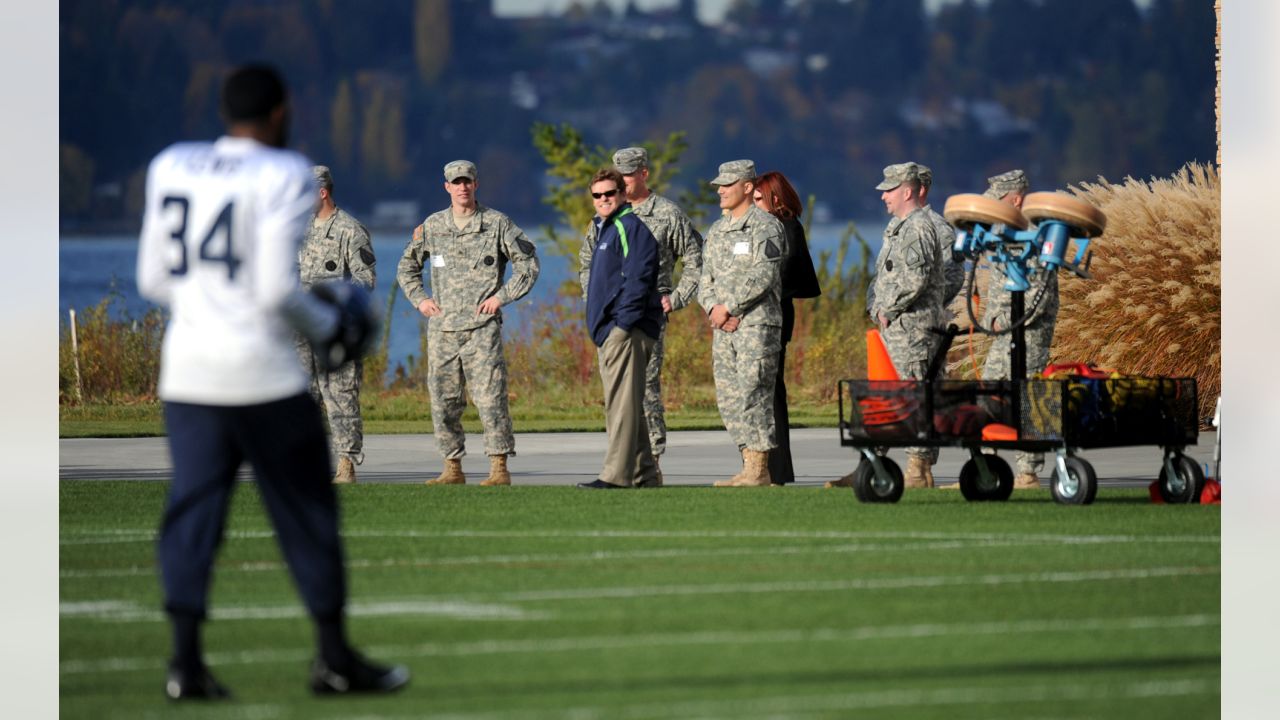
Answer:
[
  {"left": 613, "top": 216, "right": 659, "bottom": 331},
  {"left": 781, "top": 217, "right": 821, "bottom": 300}
]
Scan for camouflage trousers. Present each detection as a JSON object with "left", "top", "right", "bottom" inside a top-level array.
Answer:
[
  {"left": 983, "top": 313, "right": 1057, "bottom": 474},
  {"left": 294, "top": 335, "right": 364, "bottom": 463},
  {"left": 882, "top": 326, "right": 942, "bottom": 463},
  {"left": 711, "top": 324, "right": 779, "bottom": 452},
  {"left": 643, "top": 323, "right": 668, "bottom": 456},
  {"left": 888, "top": 358, "right": 939, "bottom": 464},
  {"left": 427, "top": 321, "right": 515, "bottom": 460}
]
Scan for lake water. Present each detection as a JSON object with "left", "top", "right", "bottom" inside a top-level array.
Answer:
[{"left": 59, "top": 221, "right": 886, "bottom": 376}]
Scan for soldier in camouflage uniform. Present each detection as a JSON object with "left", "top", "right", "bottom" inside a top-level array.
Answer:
[
  {"left": 980, "top": 170, "right": 1056, "bottom": 489},
  {"left": 831, "top": 162, "right": 946, "bottom": 489},
  {"left": 863, "top": 164, "right": 963, "bottom": 323},
  {"left": 396, "top": 160, "right": 540, "bottom": 486},
  {"left": 578, "top": 147, "right": 704, "bottom": 484},
  {"left": 295, "top": 166, "right": 376, "bottom": 484},
  {"left": 698, "top": 160, "right": 787, "bottom": 487}
]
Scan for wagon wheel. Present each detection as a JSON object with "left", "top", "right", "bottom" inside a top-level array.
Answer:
[
  {"left": 958, "top": 454, "right": 1014, "bottom": 501},
  {"left": 1021, "top": 192, "right": 1107, "bottom": 237},
  {"left": 1157, "top": 453, "right": 1205, "bottom": 504},
  {"left": 943, "top": 193, "right": 1030, "bottom": 230},
  {"left": 851, "top": 456, "right": 904, "bottom": 504},
  {"left": 1051, "top": 456, "right": 1098, "bottom": 505}
]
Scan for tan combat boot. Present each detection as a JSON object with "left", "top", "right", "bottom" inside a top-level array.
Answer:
[
  {"left": 426, "top": 458, "right": 466, "bottom": 485},
  {"left": 825, "top": 471, "right": 854, "bottom": 488},
  {"left": 720, "top": 449, "right": 773, "bottom": 487},
  {"left": 333, "top": 456, "right": 356, "bottom": 485},
  {"left": 1014, "top": 472, "right": 1040, "bottom": 489},
  {"left": 904, "top": 456, "right": 934, "bottom": 489},
  {"left": 480, "top": 454, "right": 512, "bottom": 486}
]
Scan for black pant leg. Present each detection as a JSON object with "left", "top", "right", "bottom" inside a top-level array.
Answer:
[
  {"left": 158, "top": 402, "right": 243, "bottom": 617},
  {"left": 769, "top": 341, "right": 795, "bottom": 484},
  {"left": 234, "top": 393, "right": 347, "bottom": 619}
]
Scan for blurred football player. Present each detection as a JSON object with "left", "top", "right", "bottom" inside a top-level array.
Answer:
[{"left": 137, "top": 63, "right": 407, "bottom": 701}]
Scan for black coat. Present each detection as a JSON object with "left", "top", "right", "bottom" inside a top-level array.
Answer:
[{"left": 778, "top": 215, "right": 821, "bottom": 343}]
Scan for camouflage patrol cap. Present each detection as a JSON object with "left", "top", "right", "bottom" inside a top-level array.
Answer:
[
  {"left": 709, "top": 159, "right": 756, "bottom": 186},
  {"left": 443, "top": 160, "right": 477, "bottom": 182},
  {"left": 313, "top": 165, "right": 334, "bottom": 190},
  {"left": 875, "top": 162, "right": 924, "bottom": 191},
  {"left": 983, "top": 169, "right": 1028, "bottom": 199},
  {"left": 916, "top": 163, "right": 933, "bottom": 188},
  {"left": 613, "top": 147, "right": 649, "bottom": 174}
]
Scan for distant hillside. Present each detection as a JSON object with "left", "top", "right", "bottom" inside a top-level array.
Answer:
[{"left": 60, "top": 0, "right": 1215, "bottom": 230}]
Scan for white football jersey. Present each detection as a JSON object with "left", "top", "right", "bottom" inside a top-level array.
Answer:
[{"left": 138, "top": 136, "right": 320, "bottom": 405}]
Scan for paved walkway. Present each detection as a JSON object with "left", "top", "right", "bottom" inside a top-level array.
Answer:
[{"left": 60, "top": 429, "right": 1218, "bottom": 489}]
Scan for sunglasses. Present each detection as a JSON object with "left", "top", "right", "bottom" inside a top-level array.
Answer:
[{"left": 591, "top": 189, "right": 620, "bottom": 199}]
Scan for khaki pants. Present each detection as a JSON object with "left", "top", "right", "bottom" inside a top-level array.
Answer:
[{"left": 597, "top": 326, "right": 658, "bottom": 487}]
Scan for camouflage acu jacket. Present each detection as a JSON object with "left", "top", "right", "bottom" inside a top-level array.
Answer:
[
  {"left": 697, "top": 204, "right": 786, "bottom": 327},
  {"left": 869, "top": 208, "right": 946, "bottom": 361},
  {"left": 299, "top": 207, "right": 375, "bottom": 289},
  {"left": 397, "top": 204, "right": 540, "bottom": 332}
]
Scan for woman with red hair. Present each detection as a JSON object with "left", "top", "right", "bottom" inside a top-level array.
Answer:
[{"left": 752, "top": 171, "right": 821, "bottom": 485}]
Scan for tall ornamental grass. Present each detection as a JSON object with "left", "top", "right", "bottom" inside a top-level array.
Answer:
[{"left": 1058, "top": 162, "right": 1220, "bottom": 420}]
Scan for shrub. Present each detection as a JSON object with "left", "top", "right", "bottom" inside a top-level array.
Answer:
[{"left": 59, "top": 292, "right": 164, "bottom": 404}]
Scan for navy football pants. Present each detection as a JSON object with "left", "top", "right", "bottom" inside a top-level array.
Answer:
[{"left": 158, "top": 393, "right": 346, "bottom": 620}]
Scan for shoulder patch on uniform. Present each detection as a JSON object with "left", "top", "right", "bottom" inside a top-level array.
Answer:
[
  {"left": 905, "top": 242, "right": 924, "bottom": 268},
  {"left": 765, "top": 240, "right": 781, "bottom": 259},
  {"left": 359, "top": 247, "right": 376, "bottom": 266},
  {"left": 516, "top": 238, "right": 536, "bottom": 256}
]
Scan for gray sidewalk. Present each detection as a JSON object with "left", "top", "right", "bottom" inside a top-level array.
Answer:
[{"left": 60, "top": 428, "right": 1218, "bottom": 489}]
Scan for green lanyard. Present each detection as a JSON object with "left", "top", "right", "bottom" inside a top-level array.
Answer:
[{"left": 612, "top": 207, "right": 634, "bottom": 257}]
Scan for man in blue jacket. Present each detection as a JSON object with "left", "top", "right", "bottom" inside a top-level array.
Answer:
[{"left": 579, "top": 168, "right": 664, "bottom": 489}]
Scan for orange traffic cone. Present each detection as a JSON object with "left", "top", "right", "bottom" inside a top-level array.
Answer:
[{"left": 866, "top": 329, "right": 899, "bottom": 381}]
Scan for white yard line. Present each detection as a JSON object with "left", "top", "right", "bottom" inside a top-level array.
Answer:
[
  {"left": 60, "top": 599, "right": 547, "bottom": 623},
  {"left": 135, "top": 703, "right": 286, "bottom": 720},
  {"left": 59, "top": 527, "right": 1222, "bottom": 546},
  {"left": 484, "top": 565, "right": 1218, "bottom": 603},
  {"left": 61, "top": 613, "right": 1218, "bottom": 677},
  {"left": 380, "top": 678, "right": 1220, "bottom": 720},
  {"left": 59, "top": 537, "right": 1120, "bottom": 579},
  {"left": 63, "top": 565, "right": 1216, "bottom": 626}
]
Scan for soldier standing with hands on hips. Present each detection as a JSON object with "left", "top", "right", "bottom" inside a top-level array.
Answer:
[
  {"left": 698, "top": 159, "right": 787, "bottom": 487},
  {"left": 295, "top": 165, "right": 375, "bottom": 484},
  {"left": 397, "top": 160, "right": 540, "bottom": 487}
]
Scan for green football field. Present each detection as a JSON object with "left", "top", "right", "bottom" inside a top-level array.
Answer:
[{"left": 60, "top": 482, "right": 1220, "bottom": 719}]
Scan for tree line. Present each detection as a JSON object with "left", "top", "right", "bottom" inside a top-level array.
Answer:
[{"left": 60, "top": 0, "right": 1214, "bottom": 228}]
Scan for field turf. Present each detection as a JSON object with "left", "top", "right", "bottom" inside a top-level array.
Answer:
[{"left": 60, "top": 481, "right": 1220, "bottom": 719}]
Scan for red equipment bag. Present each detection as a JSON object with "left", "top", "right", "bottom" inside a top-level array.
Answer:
[
  {"left": 1200, "top": 479, "right": 1221, "bottom": 505},
  {"left": 1042, "top": 362, "right": 1114, "bottom": 379}
]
